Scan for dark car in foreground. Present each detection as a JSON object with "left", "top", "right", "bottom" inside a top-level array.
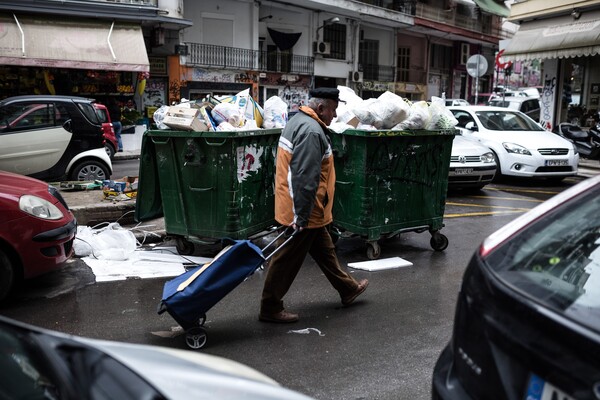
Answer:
[
  {"left": 433, "top": 174, "right": 600, "bottom": 400},
  {"left": 0, "top": 95, "right": 112, "bottom": 181},
  {"left": 0, "top": 171, "right": 76, "bottom": 301},
  {"left": 0, "top": 315, "right": 314, "bottom": 400}
]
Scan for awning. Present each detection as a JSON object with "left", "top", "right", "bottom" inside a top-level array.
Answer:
[
  {"left": 0, "top": 15, "right": 149, "bottom": 72},
  {"left": 503, "top": 13, "right": 600, "bottom": 61},
  {"left": 473, "top": 0, "right": 510, "bottom": 17}
]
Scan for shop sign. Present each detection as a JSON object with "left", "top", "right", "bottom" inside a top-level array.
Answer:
[{"left": 149, "top": 57, "right": 167, "bottom": 76}]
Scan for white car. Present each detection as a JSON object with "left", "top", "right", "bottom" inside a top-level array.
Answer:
[
  {"left": 450, "top": 106, "right": 579, "bottom": 182},
  {"left": 449, "top": 134, "right": 496, "bottom": 190}
]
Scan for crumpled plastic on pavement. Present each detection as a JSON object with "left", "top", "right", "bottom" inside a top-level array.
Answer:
[{"left": 74, "top": 222, "right": 137, "bottom": 260}]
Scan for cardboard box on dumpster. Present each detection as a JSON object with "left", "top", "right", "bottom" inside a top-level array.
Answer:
[{"left": 162, "top": 106, "right": 208, "bottom": 131}]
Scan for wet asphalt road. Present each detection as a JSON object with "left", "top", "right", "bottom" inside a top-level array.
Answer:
[{"left": 0, "top": 175, "right": 587, "bottom": 400}]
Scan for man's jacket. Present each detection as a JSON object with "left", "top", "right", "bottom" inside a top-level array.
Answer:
[{"left": 274, "top": 107, "right": 335, "bottom": 228}]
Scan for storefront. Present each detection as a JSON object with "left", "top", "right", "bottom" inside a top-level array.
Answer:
[
  {"left": 0, "top": 13, "right": 149, "bottom": 114},
  {"left": 503, "top": 11, "right": 600, "bottom": 130}
]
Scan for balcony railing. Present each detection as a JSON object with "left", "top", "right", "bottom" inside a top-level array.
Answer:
[{"left": 185, "top": 43, "right": 314, "bottom": 75}]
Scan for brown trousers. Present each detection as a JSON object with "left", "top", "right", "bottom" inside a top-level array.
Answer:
[{"left": 260, "top": 226, "right": 359, "bottom": 314}]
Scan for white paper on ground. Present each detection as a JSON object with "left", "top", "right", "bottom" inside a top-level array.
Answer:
[
  {"left": 82, "top": 248, "right": 213, "bottom": 282},
  {"left": 348, "top": 257, "right": 413, "bottom": 271}
]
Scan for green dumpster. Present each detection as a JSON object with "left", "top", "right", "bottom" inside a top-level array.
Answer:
[
  {"left": 330, "top": 128, "right": 456, "bottom": 259},
  {"left": 135, "top": 129, "right": 281, "bottom": 254}
]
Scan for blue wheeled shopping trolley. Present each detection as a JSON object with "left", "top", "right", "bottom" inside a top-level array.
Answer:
[{"left": 158, "top": 228, "right": 294, "bottom": 349}]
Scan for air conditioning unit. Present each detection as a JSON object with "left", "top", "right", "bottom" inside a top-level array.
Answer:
[
  {"left": 350, "top": 70, "right": 363, "bottom": 83},
  {"left": 314, "top": 41, "right": 331, "bottom": 55}
]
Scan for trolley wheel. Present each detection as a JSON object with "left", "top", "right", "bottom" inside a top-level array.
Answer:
[
  {"left": 176, "top": 237, "right": 195, "bottom": 255},
  {"left": 185, "top": 327, "right": 207, "bottom": 349},
  {"left": 366, "top": 241, "right": 381, "bottom": 260},
  {"left": 430, "top": 232, "right": 449, "bottom": 252}
]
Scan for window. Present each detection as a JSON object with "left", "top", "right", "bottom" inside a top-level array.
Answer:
[
  {"left": 323, "top": 23, "right": 346, "bottom": 60},
  {"left": 360, "top": 39, "right": 379, "bottom": 80},
  {"left": 397, "top": 46, "right": 410, "bottom": 82},
  {"left": 430, "top": 43, "right": 452, "bottom": 72},
  {"left": 487, "top": 186, "right": 600, "bottom": 332}
]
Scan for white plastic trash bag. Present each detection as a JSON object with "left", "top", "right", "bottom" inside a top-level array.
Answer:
[
  {"left": 212, "top": 102, "right": 245, "bottom": 127},
  {"left": 371, "top": 91, "right": 411, "bottom": 129},
  {"left": 393, "top": 101, "right": 431, "bottom": 130},
  {"left": 262, "top": 96, "right": 288, "bottom": 129},
  {"left": 426, "top": 96, "right": 459, "bottom": 130},
  {"left": 74, "top": 223, "right": 137, "bottom": 261},
  {"left": 153, "top": 105, "right": 170, "bottom": 130}
]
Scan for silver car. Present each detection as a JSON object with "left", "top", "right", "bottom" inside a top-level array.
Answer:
[
  {"left": 0, "top": 316, "right": 314, "bottom": 400},
  {"left": 449, "top": 134, "right": 496, "bottom": 190}
]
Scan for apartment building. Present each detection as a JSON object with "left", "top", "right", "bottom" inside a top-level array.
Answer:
[{"left": 0, "top": 0, "right": 509, "bottom": 115}]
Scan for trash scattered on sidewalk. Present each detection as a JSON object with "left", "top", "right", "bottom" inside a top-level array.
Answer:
[
  {"left": 80, "top": 244, "right": 212, "bottom": 282},
  {"left": 102, "top": 176, "right": 138, "bottom": 200},
  {"left": 56, "top": 180, "right": 102, "bottom": 191},
  {"left": 348, "top": 257, "right": 413, "bottom": 271},
  {"left": 287, "top": 328, "right": 325, "bottom": 336}
]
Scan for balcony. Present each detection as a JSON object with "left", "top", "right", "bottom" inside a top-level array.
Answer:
[
  {"left": 414, "top": 3, "right": 510, "bottom": 39},
  {"left": 185, "top": 43, "right": 314, "bottom": 75}
]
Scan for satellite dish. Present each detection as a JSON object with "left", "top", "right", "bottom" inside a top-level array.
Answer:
[{"left": 466, "top": 54, "right": 488, "bottom": 78}]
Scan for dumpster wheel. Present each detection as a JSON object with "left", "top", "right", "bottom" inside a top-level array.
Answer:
[
  {"left": 185, "top": 327, "right": 207, "bottom": 349},
  {"left": 430, "top": 232, "right": 449, "bottom": 251},
  {"left": 176, "top": 237, "right": 195, "bottom": 255},
  {"left": 366, "top": 241, "right": 381, "bottom": 260}
]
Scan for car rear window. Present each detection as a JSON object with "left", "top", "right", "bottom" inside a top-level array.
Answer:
[
  {"left": 77, "top": 103, "right": 101, "bottom": 125},
  {"left": 484, "top": 185, "right": 600, "bottom": 333}
]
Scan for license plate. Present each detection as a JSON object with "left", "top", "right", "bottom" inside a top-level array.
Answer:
[
  {"left": 545, "top": 159, "right": 569, "bottom": 166},
  {"left": 454, "top": 168, "right": 474, "bottom": 175},
  {"left": 525, "top": 374, "right": 574, "bottom": 400}
]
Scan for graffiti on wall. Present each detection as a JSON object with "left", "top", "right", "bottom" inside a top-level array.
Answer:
[
  {"left": 143, "top": 79, "right": 166, "bottom": 107},
  {"left": 280, "top": 86, "right": 309, "bottom": 113},
  {"left": 541, "top": 74, "right": 557, "bottom": 131}
]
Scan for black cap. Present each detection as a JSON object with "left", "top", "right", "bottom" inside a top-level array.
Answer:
[{"left": 309, "top": 87, "right": 344, "bottom": 102}]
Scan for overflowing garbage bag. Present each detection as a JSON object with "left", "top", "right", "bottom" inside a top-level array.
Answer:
[{"left": 152, "top": 85, "right": 458, "bottom": 134}]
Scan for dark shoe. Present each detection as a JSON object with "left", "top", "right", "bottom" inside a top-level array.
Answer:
[
  {"left": 117, "top": 149, "right": 124, "bottom": 152},
  {"left": 259, "top": 310, "right": 299, "bottom": 323},
  {"left": 342, "top": 279, "right": 369, "bottom": 306}
]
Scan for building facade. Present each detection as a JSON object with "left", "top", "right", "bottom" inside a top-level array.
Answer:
[{"left": 0, "top": 0, "right": 511, "bottom": 116}]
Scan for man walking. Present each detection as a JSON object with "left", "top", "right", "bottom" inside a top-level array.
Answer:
[{"left": 259, "top": 87, "right": 368, "bottom": 323}]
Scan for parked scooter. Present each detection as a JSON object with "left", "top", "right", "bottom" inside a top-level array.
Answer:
[{"left": 555, "top": 122, "right": 600, "bottom": 160}]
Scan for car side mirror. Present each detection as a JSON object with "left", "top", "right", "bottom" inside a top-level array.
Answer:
[{"left": 465, "top": 121, "right": 478, "bottom": 131}]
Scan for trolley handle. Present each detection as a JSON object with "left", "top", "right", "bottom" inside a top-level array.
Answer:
[{"left": 262, "top": 226, "right": 298, "bottom": 261}]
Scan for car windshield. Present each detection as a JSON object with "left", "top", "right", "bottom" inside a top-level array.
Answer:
[
  {"left": 475, "top": 110, "right": 543, "bottom": 131},
  {"left": 485, "top": 186, "right": 600, "bottom": 333}
]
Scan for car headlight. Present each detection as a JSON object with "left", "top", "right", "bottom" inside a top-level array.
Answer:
[
  {"left": 19, "top": 195, "right": 64, "bottom": 220},
  {"left": 480, "top": 152, "right": 495, "bottom": 163},
  {"left": 502, "top": 142, "right": 532, "bottom": 156}
]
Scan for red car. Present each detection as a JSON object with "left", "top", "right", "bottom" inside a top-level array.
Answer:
[
  {"left": 0, "top": 171, "right": 76, "bottom": 302},
  {"left": 93, "top": 103, "right": 118, "bottom": 159}
]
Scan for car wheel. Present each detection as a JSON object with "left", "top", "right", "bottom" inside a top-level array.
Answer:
[
  {"left": 0, "top": 249, "right": 15, "bottom": 302},
  {"left": 105, "top": 142, "right": 116, "bottom": 159},
  {"left": 70, "top": 160, "right": 110, "bottom": 181}
]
